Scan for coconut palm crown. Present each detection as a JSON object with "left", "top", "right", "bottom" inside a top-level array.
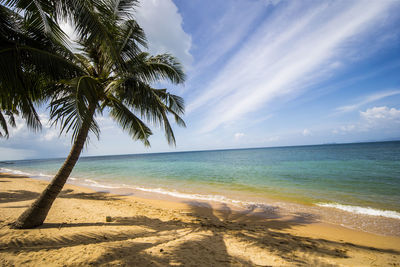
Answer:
[{"left": 12, "top": 0, "right": 186, "bottom": 229}]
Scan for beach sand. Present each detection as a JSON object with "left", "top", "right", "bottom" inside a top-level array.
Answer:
[{"left": 0, "top": 173, "right": 399, "bottom": 266}]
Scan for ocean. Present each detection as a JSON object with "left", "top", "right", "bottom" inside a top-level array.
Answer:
[{"left": 2, "top": 141, "right": 400, "bottom": 222}]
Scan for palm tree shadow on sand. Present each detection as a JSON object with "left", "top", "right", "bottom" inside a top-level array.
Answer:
[
  {"left": 2, "top": 190, "right": 399, "bottom": 266},
  {"left": 85, "top": 201, "right": 400, "bottom": 266}
]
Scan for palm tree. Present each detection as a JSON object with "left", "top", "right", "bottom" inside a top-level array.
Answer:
[
  {"left": 0, "top": 3, "right": 78, "bottom": 137},
  {"left": 11, "top": 0, "right": 186, "bottom": 229}
]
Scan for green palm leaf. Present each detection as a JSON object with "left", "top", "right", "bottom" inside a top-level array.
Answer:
[{"left": 108, "top": 96, "right": 151, "bottom": 146}]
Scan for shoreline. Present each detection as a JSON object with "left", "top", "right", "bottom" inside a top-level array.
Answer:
[
  {"left": 1, "top": 173, "right": 399, "bottom": 266},
  {"left": 2, "top": 169, "right": 400, "bottom": 237}
]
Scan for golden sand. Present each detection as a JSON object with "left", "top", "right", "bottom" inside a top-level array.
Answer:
[{"left": 0, "top": 173, "right": 399, "bottom": 266}]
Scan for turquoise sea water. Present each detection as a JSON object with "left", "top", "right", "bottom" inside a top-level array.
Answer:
[{"left": 1, "top": 141, "right": 400, "bottom": 218}]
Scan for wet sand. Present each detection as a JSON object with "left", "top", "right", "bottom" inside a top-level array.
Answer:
[{"left": 0, "top": 173, "right": 399, "bottom": 266}]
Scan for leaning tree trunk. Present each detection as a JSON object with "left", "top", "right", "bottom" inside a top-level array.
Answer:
[{"left": 12, "top": 107, "right": 95, "bottom": 229}]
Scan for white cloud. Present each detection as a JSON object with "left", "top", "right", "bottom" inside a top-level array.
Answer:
[
  {"left": 234, "top": 132, "right": 245, "bottom": 141},
  {"left": 360, "top": 106, "right": 400, "bottom": 123},
  {"left": 8, "top": 116, "right": 25, "bottom": 136},
  {"left": 187, "top": 0, "right": 398, "bottom": 133},
  {"left": 302, "top": 129, "right": 312, "bottom": 136},
  {"left": 36, "top": 113, "right": 59, "bottom": 141},
  {"left": 41, "top": 129, "right": 58, "bottom": 141},
  {"left": 333, "top": 106, "right": 400, "bottom": 134},
  {"left": 335, "top": 89, "right": 400, "bottom": 113},
  {"left": 136, "top": 0, "right": 193, "bottom": 69}
]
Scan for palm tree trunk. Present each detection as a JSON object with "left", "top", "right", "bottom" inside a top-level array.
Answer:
[{"left": 12, "top": 105, "right": 96, "bottom": 229}]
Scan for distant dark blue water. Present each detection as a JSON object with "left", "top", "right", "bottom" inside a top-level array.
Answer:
[{"left": 2, "top": 141, "right": 400, "bottom": 218}]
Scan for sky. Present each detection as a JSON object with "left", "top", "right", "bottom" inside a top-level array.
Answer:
[{"left": 1, "top": 0, "right": 400, "bottom": 160}]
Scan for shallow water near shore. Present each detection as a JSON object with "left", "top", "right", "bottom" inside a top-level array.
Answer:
[{"left": 1, "top": 141, "right": 400, "bottom": 233}]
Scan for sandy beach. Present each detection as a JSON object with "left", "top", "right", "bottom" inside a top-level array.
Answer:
[{"left": 0, "top": 173, "right": 399, "bottom": 266}]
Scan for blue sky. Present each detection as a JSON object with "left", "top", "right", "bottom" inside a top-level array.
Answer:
[{"left": 1, "top": 0, "right": 400, "bottom": 160}]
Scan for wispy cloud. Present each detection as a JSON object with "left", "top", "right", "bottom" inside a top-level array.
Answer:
[
  {"left": 187, "top": 0, "right": 398, "bottom": 133},
  {"left": 335, "top": 89, "right": 400, "bottom": 113},
  {"left": 192, "top": 1, "right": 264, "bottom": 73}
]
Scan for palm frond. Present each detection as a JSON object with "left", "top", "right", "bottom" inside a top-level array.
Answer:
[
  {"left": 0, "top": 3, "right": 80, "bottom": 135},
  {"left": 108, "top": 96, "right": 151, "bottom": 146},
  {"left": 152, "top": 89, "right": 185, "bottom": 115},
  {"left": 124, "top": 52, "right": 185, "bottom": 84},
  {"left": 56, "top": 0, "right": 126, "bottom": 70},
  {"left": 110, "top": 0, "right": 138, "bottom": 21},
  {"left": 2, "top": 0, "right": 70, "bottom": 46},
  {"left": 106, "top": 77, "right": 185, "bottom": 145},
  {"left": 49, "top": 76, "right": 100, "bottom": 142},
  {"left": 118, "top": 19, "right": 147, "bottom": 63}
]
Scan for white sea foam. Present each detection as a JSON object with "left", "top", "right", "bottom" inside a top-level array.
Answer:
[
  {"left": 1, "top": 167, "right": 56, "bottom": 181},
  {"left": 317, "top": 203, "right": 400, "bottom": 219},
  {"left": 81, "top": 178, "right": 123, "bottom": 189},
  {"left": 132, "top": 186, "right": 276, "bottom": 212},
  {"left": 1, "top": 168, "right": 32, "bottom": 176},
  {"left": 134, "top": 186, "right": 234, "bottom": 202},
  {"left": 84, "top": 178, "right": 98, "bottom": 183},
  {"left": 1, "top": 167, "right": 125, "bottom": 189},
  {"left": 38, "top": 173, "right": 52, "bottom": 178},
  {"left": 1, "top": 167, "right": 77, "bottom": 182}
]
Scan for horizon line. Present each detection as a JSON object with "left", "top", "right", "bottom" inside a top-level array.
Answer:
[{"left": 2, "top": 139, "right": 399, "bottom": 163}]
